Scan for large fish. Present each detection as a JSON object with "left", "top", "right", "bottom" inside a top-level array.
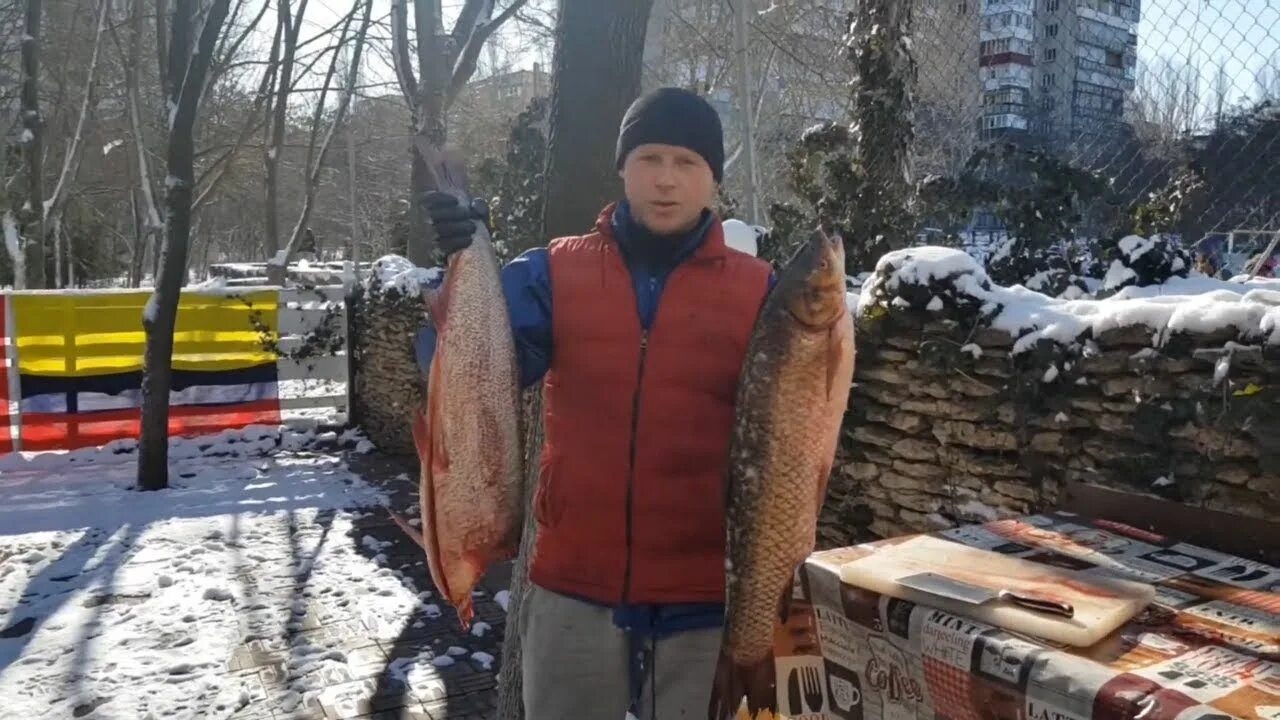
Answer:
[
  {"left": 709, "top": 228, "right": 856, "bottom": 720},
  {"left": 389, "top": 146, "right": 523, "bottom": 632}
]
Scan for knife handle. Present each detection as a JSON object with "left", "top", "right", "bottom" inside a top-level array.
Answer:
[{"left": 997, "top": 589, "right": 1075, "bottom": 618}]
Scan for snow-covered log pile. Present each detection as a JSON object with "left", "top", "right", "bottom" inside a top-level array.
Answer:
[
  {"left": 823, "top": 245, "right": 1280, "bottom": 546},
  {"left": 349, "top": 255, "right": 438, "bottom": 454}
]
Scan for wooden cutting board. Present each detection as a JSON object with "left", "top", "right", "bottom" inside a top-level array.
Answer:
[{"left": 837, "top": 535, "right": 1156, "bottom": 647}]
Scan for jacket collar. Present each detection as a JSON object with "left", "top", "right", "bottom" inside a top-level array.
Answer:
[{"left": 594, "top": 201, "right": 727, "bottom": 264}]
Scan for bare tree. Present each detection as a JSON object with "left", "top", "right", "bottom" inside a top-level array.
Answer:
[
  {"left": 390, "top": 0, "right": 530, "bottom": 265},
  {"left": 264, "top": 0, "right": 309, "bottom": 261},
  {"left": 114, "top": 0, "right": 165, "bottom": 287},
  {"left": 137, "top": 0, "right": 233, "bottom": 491},
  {"left": 17, "top": 0, "right": 45, "bottom": 288},
  {"left": 540, "top": 0, "right": 654, "bottom": 239},
  {"left": 43, "top": 0, "right": 110, "bottom": 288},
  {"left": 267, "top": 0, "right": 373, "bottom": 283}
]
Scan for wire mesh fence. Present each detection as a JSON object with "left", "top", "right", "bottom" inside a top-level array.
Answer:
[{"left": 909, "top": 0, "right": 1279, "bottom": 277}]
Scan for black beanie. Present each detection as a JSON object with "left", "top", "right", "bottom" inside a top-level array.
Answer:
[{"left": 615, "top": 87, "right": 725, "bottom": 182}]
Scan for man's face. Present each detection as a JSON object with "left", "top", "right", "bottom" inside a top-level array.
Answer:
[{"left": 620, "top": 143, "right": 717, "bottom": 235}]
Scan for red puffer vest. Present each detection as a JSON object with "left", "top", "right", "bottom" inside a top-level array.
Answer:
[{"left": 527, "top": 204, "right": 772, "bottom": 604}]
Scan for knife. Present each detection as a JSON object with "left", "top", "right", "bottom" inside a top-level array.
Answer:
[{"left": 896, "top": 572, "right": 1075, "bottom": 618}]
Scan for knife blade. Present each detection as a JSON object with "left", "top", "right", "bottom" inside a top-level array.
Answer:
[{"left": 896, "top": 572, "right": 1075, "bottom": 618}]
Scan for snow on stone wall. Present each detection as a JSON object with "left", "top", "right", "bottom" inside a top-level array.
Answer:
[
  {"left": 819, "top": 246, "right": 1280, "bottom": 547},
  {"left": 348, "top": 256, "right": 434, "bottom": 455}
]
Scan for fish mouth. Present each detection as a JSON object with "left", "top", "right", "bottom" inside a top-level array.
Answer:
[
  {"left": 788, "top": 299, "right": 847, "bottom": 330},
  {"left": 784, "top": 229, "right": 847, "bottom": 328}
]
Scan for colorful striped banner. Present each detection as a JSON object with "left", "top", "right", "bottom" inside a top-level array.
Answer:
[
  {"left": 1, "top": 294, "right": 16, "bottom": 454},
  {"left": 0, "top": 286, "right": 350, "bottom": 454}
]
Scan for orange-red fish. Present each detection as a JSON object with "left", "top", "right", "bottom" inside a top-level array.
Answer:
[
  {"left": 709, "top": 228, "right": 856, "bottom": 720},
  {"left": 390, "top": 179, "right": 522, "bottom": 632}
]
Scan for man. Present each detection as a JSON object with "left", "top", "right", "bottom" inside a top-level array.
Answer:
[{"left": 416, "top": 87, "right": 774, "bottom": 718}]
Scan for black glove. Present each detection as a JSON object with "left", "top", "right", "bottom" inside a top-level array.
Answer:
[{"left": 419, "top": 191, "right": 490, "bottom": 257}]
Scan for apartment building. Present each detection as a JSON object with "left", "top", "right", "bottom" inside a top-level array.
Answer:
[{"left": 979, "top": 0, "right": 1138, "bottom": 142}]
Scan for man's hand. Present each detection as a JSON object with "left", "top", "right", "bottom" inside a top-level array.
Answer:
[{"left": 419, "top": 190, "right": 491, "bottom": 257}]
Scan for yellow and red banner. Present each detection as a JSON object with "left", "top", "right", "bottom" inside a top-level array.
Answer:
[
  {"left": 1, "top": 294, "right": 16, "bottom": 454},
  {"left": 1, "top": 289, "right": 289, "bottom": 453}
]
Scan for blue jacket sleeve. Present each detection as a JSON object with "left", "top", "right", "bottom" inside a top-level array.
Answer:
[{"left": 413, "top": 247, "right": 553, "bottom": 390}]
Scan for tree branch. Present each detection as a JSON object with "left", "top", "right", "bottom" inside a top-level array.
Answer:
[
  {"left": 389, "top": 0, "right": 416, "bottom": 109},
  {"left": 46, "top": 0, "right": 111, "bottom": 230},
  {"left": 413, "top": 0, "right": 439, "bottom": 90},
  {"left": 122, "top": 0, "right": 162, "bottom": 231},
  {"left": 450, "top": 0, "right": 491, "bottom": 63},
  {"left": 192, "top": 54, "right": 276, "bottom": 212},
  {"left": 207, "top": 0, "right": 268, "bottom": 90},
  {"left": 445, "top": 0, "right": 528, "bottom": 109},
  {"left": 154, "top": 0, "right": 168, "bottom": 100},
  {"left": 270, "top": 0, "right": 373, "bottom": 283}
]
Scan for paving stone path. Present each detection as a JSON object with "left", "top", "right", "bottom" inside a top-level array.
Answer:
[{"left": 227, "top": 452, "right": 510, "bottom": 720}]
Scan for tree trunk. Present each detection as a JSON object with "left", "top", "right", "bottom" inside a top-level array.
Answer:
[
  {"left": 496, "top": 383, "right": 543, "bottom": 720},
  {"left": 267, "top": 0, "right": 371, "bottom": 285},
  {"left": 846, "top": 0, "right": 916, "bottom": 269},
  {"left": 45, "top": 0, "right": 111, "bottom": 259},
  {"left": 391, "top": 0, "right": 530, "bottom": 267},
  {"left": 120, "top": 0, "right": 163, "bottom": 285},
  {"left": 264, "top": 0, "right": 307, "bottom": 263},
  {"left": 137, "top": 0, "right": 232, "bottom": 492},
  {"left": 540, "top": 0, "right": 655, "bottom": 239},
  {"left": 20, "top": 0, "right": 46, "bottom": 289},
  {"left": 402, "top": 0, "right": 446, "bottom": 268}
]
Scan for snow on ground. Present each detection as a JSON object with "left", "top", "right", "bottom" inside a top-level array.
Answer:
[
  {"left": 278, "top": 377, "right": 349, "bottom": 427},
  {"left": 0, "top": 426, "right": 458, "bottom": 720},
  {"left": 863, "top": 246, "right": 1280, "bottom": 353}
]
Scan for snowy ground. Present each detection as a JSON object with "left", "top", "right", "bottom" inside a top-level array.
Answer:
[{"left": 0, "top": 427, "right": 505, "bottom": 719}]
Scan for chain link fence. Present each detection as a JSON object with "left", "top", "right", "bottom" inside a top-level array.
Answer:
[{"left": 910, "top": 0, "right": 1280, "bottom": 278}]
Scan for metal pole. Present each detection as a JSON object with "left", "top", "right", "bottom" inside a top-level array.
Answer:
[{"left": 731, "top": 0, "right": 760, "bottom": 224}]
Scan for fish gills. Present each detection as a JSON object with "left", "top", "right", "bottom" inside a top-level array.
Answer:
[
  {"left": 412, "top": 231, "right": 523, "bottom": 632},
  {"left": 709, "top": 228, "right": 856, "bottom": 720}
]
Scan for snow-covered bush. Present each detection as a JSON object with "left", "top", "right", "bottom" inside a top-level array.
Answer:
[{"left": 1100, "top": 234, "right": 1191, "bottom": 295}]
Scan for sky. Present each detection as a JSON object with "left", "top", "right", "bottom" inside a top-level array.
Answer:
[
  {"left": 275, "top": 0, "right": 1277, "bottom": 112},
  {"left": 1136, "top": 0, "right": 1280, "bottom": 106},
  {"left": 276, "top": 0, "right": 554, "bottom": 102}
]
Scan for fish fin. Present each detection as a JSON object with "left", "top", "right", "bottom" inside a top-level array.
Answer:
[
  {"left": 415, "top": 361, "right": 453, "bottom": 612},
  {"left": 387, "top": 509, "right": 427, "bottom": 551},
  {"left": 708, "top": 648, "right": 777, "bottom": 720},
  {"left": 456, "top": 597, "right": 474, "bottom": 633}
]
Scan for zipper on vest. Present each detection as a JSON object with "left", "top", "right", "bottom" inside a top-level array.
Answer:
[{"left": 622, "top": 328, "right": 649, "bottom": 603}]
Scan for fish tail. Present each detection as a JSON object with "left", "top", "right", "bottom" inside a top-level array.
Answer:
[
  {"left": 456, "top": 597, "right": 475, "bottom": 633},
  {"left": 708, "top": 647, "right": 776, "bottom": 720}
]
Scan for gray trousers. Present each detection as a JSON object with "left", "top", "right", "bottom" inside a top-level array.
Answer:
[{"left": 520, "top": 584, "right": 722, "bottom": 719}]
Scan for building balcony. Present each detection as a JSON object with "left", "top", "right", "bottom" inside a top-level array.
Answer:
[
  {"left": 980, "top": 52, "right": 1035, "bottom": 67},
  {"left": 982, "top": 102, "right": 1031, "bottom": 116}
]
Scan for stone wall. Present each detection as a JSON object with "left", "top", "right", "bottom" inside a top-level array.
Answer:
[
  {"left": 817, "top": 247, "right": 1280, "bottom": 548},
  {"left": 349, "top": 282, "right": 425, "bottom": 456}
]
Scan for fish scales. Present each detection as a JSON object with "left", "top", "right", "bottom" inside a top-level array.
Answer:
[
  {"left": 409, "top": 225, "right": 523, "bottom": 632},
  {"left": 711, "top": 228, "right": 856, "bottom": 720},
  {"left": 726, "top": 327, "right": 842, "bottom": 660}
]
